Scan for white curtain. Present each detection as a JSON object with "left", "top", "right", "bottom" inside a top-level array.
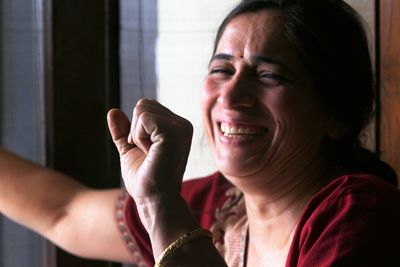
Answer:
[
  {"left": 120, "top": 0, "right": 158, "bottom": 116},
  {"left": 0, "top": 0, "right": 49, "bottom": 266},
  {"left": 120, "top": 1, "right": 158, "bottom": 266}
]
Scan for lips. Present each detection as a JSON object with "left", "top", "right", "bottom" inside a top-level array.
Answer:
[{"left": 220, "top": 122, "right": 267, "bottom": 137}]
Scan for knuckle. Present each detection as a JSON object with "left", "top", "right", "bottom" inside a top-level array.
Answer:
[
  {"left": 180, "top": 117, "right": 193, "bottom": 132},
  {"left": 138, "top": 111, "right": 152, "bottom": 123}
]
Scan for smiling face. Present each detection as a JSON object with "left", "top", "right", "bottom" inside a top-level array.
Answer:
[{"left": 202, "top": 10, "right": 331, "bottom": 179}]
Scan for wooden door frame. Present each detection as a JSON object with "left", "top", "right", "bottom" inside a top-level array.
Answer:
[
  {"left": 44, "top": 0, "right": 121, "bottom": 266},
  {"left": 379, "top": 0, "right": 400, "bottom": 186}
]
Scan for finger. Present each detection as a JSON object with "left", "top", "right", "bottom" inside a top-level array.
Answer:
[
  {"left": 131, "top": 111, "right": 154, "bottom": 154},
  {"left": 107, "top": 108, "right": 136, "bottom": 155},
  {"left": 132, "top": 98, "right": 174, "bottom": 132},
  {"left": 131, "top": 99, "right": 161, "bottom": 153},
  {"left": 135, "top": 98, "right": 173, "bottom": 115},
  {"left": 133, "top": 98, "right": 192, "bottom": 138}
]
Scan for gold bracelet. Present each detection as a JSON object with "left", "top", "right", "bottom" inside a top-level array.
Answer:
[{"left": 154, "top": 228, "right": 213, "bottom": 267}]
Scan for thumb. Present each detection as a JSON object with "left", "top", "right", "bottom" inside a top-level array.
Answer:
[{"left": 107, "top": 108, "right": 135, "bottom": 155}]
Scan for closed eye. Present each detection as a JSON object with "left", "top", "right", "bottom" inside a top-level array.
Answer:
[
  {"left": 260, "top": 73, "right": 285, "bottom": 80},
  {"left": 258, "top": 72, "right": 288, "bottom": 85},
  {"left": 209, "top": 67, "right": 234, "bottom": 75}
]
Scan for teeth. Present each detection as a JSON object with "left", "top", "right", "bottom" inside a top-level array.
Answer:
[{"left": 220, "top": 122, "right": 263, "bottom": 135}]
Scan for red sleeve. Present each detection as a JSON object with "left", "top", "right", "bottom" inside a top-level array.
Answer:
[
  {"left": 181, "top": 172, "right": 233, "bottom": 229},
  {"left": 286, "top": 174, "right": 400, "bottom": 267},
  {"left": 118, "top": 172, "right": 232, "bottom": 266}
]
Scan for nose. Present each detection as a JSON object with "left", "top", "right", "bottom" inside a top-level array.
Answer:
[{"left": 217, "top": 71, "right": 257, "bottom": 109}]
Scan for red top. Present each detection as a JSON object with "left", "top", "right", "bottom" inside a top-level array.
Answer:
[{"left": 115, "top": 172, "right": 400, "bottom": 267}]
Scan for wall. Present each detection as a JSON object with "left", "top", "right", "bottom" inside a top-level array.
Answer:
[{"left": 157, "top": 0, "right": 240, "bottom": 179}]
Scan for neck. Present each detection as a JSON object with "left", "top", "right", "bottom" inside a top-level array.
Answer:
[
  {"left": 244, "top": 161, "right": 328, "bottom": 221},
  {"left": 228, "top": 152, "right": 331, "bottom": 250}
]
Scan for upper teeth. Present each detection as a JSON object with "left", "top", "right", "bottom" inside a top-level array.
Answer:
[{"left": 221, "top": 123, "right": 262, "bottom": 135}]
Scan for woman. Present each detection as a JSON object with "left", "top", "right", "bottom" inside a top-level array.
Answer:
[{"left": 1, "top": 0, "right": 400, "bottom": 266}]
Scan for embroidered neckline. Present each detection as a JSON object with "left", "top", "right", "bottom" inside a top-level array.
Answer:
[
  {"left": 239, "top": 221, "right": 249, "bottom": 267},
  {"left": 210, "top": 186, "right": 247, "bottom": 266}
]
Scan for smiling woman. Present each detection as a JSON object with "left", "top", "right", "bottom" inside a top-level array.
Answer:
[
  {"left": 0, "top": 1, "right": 400, "bottom": 267},
  {"left": 106, "top": 1, "right": 399, "bottom": 266},
  {"left": 202, "top": 10, "right": 328, "bottom": 181}
]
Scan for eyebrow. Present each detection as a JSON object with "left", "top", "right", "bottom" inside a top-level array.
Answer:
[
  {"left": 209, "top": 53, "right": 234, "bottom": 65},
  {"left": 253, "top": 55, "right": 287, "bottom": 68}
]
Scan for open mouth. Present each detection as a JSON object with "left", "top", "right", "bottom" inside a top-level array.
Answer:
[{"left": 220, "top": 122, "right": 268, "bottom": 137}]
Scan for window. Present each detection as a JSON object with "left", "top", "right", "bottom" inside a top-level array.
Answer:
[{"left": 0, "top": 0, "right": 50, "bottom": 266}]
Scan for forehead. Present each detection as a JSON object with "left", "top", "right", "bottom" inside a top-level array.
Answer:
[{"left": 216, "top": 10, "right": 291, "bottom": 58}]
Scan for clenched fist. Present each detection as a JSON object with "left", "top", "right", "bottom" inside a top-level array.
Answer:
[{"left": 107, "top": 98, "right": 193, "bottom": 200}]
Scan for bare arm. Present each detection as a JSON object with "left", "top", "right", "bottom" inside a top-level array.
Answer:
[{"left": 0, "top": 148, "right": 132, "bottom": 263}]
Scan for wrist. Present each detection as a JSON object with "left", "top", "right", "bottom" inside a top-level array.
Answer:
[{"left": 135, "top": 193, "right": 199, "bottom": 258}]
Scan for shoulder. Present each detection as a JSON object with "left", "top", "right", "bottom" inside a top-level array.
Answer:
[
  {"left": 306, "top": 173, "right": 400, "bottom": 215},
  {"left": 299, "top": 172, "right": 400, "bottom": 236},
  {"left": 288, "top": 173, "right": 400, "bottom": 266}
]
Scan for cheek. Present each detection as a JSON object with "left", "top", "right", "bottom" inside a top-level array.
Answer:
[
  {"left": 201, "top": 79, "right": 219, "bottom": 115},
  {"left": 264, "top": 89, "right": 327, "bottom": 135},
  {"left": 267, "top": 88, "right": 320, "bottom": 117},
  {"left": 201, "top": 79, "right": 218, "bottom": 134},
  {"left": 258, "top": 88, "right": 290, "bottom": 119}
]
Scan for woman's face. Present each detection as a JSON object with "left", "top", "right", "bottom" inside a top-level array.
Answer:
[{"left": 202, "top": 10, "right": 330, "bottom": 179}]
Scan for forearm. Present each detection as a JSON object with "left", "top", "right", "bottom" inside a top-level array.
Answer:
[
  {"left": 136, "top": 193, "right": 227, "bottom": 266},
  {"left": 0, "top": 149, "right": 136, "bottom": 262},
  {"left": 108, "top": 103, "right": 227, "bottom": 265},
  {"left": 0, "top": 148, "right": 87, "bottom": 234}
]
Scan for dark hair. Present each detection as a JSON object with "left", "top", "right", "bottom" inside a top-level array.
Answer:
[{"left": 213, "top": 0, "right": 397, "bottom": 185}]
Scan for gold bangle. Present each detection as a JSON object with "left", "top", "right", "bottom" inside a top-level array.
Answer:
[{"left": 154, "top": 228, "right": 213, "bottom": 267}]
